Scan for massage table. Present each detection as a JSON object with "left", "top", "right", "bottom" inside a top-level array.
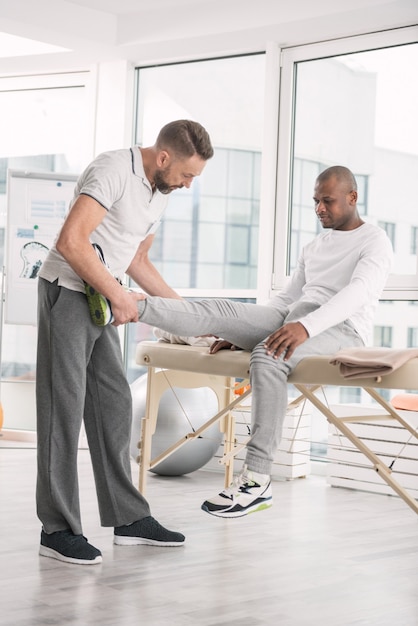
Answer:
[{"left": 135, "top": 341, "right": 418, "bottom": 515}]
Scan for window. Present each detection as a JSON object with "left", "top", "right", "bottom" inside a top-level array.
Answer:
[
  {"left": 276, "top": 27, "right": 418, "bottom": 456},
  {"left": 374, "top": 326, "right": 393, "bottom": 348},
  {"left": 339, "top": 388, "right": 361, "bottom": 404},
  {"left": 275, "top": 28, "right": 418, "bottom": 295},
  {"left": 407, "top": 327, "right": 418, "bottom": 347},
  {"left": 289, "top": 158, "right": 369, "bottom": 271},
  {"left": 126, "top": 54, "right": 265, "bottom": 382},
  {"left": 378, "top": 221, "right": 396, "bottom": 251},
  {"left": 356, "top": 175, "right": 368, "bottom": 217},
  {"left": 411, "top": 226, "right": 418, "bottom": 255},
  {"left": 0, "top": 72, "right": 93, "bottom": 418},
  {"left": 148, "top": 147, "right": 260, "bottom": 289},
  {"left": 133, "top": 54, "right": 264, "bottom": 293}
]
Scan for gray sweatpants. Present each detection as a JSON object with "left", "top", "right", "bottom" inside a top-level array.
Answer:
[
  {"left": 36, "top": 278, "right": 150, "bottom": 535},
  {"left": 139, "top": 297, "right": 364, "bottom": 475}
]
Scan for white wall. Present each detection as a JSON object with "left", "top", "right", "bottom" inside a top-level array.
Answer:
[{"left": 1, "top": 3, "right": 418, "bottom": 432}]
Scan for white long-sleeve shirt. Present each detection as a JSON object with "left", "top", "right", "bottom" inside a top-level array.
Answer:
[{"left": 268, "top": 222, "right": 393, "bottom": 344}]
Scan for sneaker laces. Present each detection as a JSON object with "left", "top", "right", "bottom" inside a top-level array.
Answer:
[
  {"left": 69, "top": 533, "right": 88, "bottom": 545},
  {"left": 224, "top": 470, "right": 258, "bottom": 496}
]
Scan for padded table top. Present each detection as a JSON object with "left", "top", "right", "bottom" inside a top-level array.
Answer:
[
  {"left": 136, "top": 341, "right": 418, "bottom": 390},
  {"left": 136, "top": 341, "right": 251, "bottom": 378}
]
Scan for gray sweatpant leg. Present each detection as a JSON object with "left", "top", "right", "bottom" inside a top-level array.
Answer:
[
  {"left": 139, "top": 297, "right": 363, "bottom": 475},
  {"left": 139, "top": 297, "right": 283, "bottom": 351},
  {"left": 247, "top": 306, "right": 363, "bottom": 473},
  {"left": 36, "top": 279, "right": 150, "bottom": 535}
]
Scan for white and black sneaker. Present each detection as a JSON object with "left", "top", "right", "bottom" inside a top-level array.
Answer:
[{"left": 201, "top": 465, "right": 272, "bottom": 518}]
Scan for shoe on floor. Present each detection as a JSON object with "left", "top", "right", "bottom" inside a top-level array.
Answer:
[
  {"left": 201, "top": 465, "right": 272, "bottom": 518},
  {"left": 39, "top": 529, "right": 102, "bottom": 565},
  {"left": 84, "top": 243, "right": 115, "bottom": 326},
  {"left": 114, "top": 516, "right": 185, "bottom": 547}
]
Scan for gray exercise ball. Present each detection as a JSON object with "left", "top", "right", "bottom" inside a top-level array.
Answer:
[{"left": 130, "top": 373, "right": 222, "bottom": 476}]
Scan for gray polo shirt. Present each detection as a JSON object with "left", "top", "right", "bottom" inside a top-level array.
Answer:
[{"left": 39, "top": 147, "right": 168, "bottom": 292}]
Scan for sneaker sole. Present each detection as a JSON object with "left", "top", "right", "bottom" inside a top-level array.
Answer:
[
  {"left": 39, "top": 545, "right": 103, "bottom": 565},
  {"left": 113, "top": 536, "right": 184, "bottom": 547},
  {"left": 201, "top": 499, "right": 272, "bottom": 518}
]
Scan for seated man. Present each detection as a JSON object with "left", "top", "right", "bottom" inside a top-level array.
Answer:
[{"left": 88, "top": 166, "right": 394, "bottom": 519}]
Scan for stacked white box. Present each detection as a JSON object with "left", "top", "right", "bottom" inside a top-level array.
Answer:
[
  {"left": 272, "top": 407, "right": 312, "bottom": 479},
  {"left": 326, "top": 404, "right": 418, "bottom": 499},
  {"left": 204, "top": 396, "right": 311, "bottom": 480}
]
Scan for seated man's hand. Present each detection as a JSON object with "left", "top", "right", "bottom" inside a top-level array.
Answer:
[
  {"left": 209, "top": 340, "right": 240, "bottom": 354},
  {"left": 264, "top": 321, "right": 309, "bottom": 361}
]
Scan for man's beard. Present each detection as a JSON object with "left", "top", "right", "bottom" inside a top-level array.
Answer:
[{"left": 154, "top": 169, "right": 182, "bottom": 195}]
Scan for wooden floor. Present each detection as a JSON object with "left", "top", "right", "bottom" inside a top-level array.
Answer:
[{"left": 1, "top": 444, "right": 418, "bottom": 626}]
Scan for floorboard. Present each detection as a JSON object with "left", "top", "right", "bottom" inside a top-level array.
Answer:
[{"left": 1, "top": 445, "right": 417, "bottom": 626}]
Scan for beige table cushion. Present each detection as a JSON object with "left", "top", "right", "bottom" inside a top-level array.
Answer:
[{"left": 136, "top": 341, "right": 418, "bottom": 391}]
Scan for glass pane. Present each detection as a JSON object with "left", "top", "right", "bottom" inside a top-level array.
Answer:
[
  {"left": 197, "top": 223, "right": 225, "bottom": 263},
  {"left": 134, "top": 55, "right": 265, "bottom": 291},
  {"left": 196, "top": 264, "right": 225, "bottom": 290},
  {"left": 0, "top": 76, "right": 92, "bottom": 428},
  {"left": 290, "top": 43, "right": 418, "bottom": 277},
  {"left": 0, "top": 84, "right": 90, "bottom": 171},
  {"left": 226, "top": 225, "right": 249, "bottom": 264},
  {"left": 161, "top": 222, "right": 193, "bottom": 261}
]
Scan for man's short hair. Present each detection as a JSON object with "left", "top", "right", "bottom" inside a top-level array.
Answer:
[
  {"left": 156, "top": 120, "right": 214, "bottom": 161},
  {"left": 317, "top": 165, "right": 357, "bottom": 193}
]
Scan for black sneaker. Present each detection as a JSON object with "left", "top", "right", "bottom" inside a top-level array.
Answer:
[
  {"left": 39, "top": 529, "right": 102, "bottom": 565},
  {"left": 114, "top": 516, "right": 185, "bottom": 547}
]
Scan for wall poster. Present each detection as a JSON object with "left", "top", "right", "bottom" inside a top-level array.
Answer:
[{"left": 5, "top": 170, "right": 77, "bottom": 325}]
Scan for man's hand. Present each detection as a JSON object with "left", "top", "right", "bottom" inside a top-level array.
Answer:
[
  {"left": 111, "top": 290, "right": 147, "bottom": 326},
  {"left": 264, "top": 321, "right": 308, "bottom": 360},
  {"left": 209, "top": 339, "right": 239, "bottom": 354}
]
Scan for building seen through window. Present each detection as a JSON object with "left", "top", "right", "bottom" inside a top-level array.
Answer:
[
  {"left": 407, "top": 327, "right": 418, "bottom": 347},
  {"left": 149, "top": 147, "right": 260, "bottom": 290}
]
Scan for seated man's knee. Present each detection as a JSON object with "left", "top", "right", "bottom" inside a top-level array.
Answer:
[{"left": 250, "top": 342, "right": 289, "bottom": 374}]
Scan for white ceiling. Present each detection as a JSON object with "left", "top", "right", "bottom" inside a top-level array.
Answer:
[
  {"left": 0, "top": 0, "right": 417, "bottom": 73},
  {"left": 69, "top": 0, "right": 207, "bottom": 12}
]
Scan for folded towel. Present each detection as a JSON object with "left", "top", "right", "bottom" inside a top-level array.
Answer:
[
  {"left": 153, "top": 328, "right": 216, "bottom": 347},
  {"left": 329, "top": 347, "right": 418, "bottom": 380}
]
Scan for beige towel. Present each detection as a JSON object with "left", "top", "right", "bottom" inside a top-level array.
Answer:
[
  {"left": 153, "top": 328, "right": 216, "bottom": 347},
  {"left": 329, "top": 347, "right": 418, "bottom": 380}
]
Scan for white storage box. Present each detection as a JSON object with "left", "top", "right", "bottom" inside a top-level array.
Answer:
[
  {"left": 204, "top": 398, "right": 311, "bottom": 480},
  {"left": 326, "top": 404, "right": 418, "bottom": 498}
]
